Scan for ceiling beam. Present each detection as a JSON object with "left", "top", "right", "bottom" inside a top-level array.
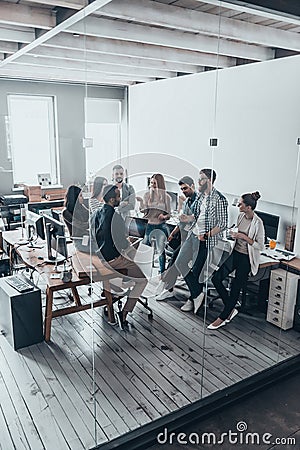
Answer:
[
  {"left": 0, "top": 65, "right": 135, "bottom": 85},
  {"left": 0, "top": 40, "right": 18, "bottom": 53},
  {"left": 0, "top": 0, "right": 113, "bottom": 67},
  {"left": 97, "top": 0, "right": 300, "bottom": 52},
  {"left": 22, "top": 0, "right": 85, "bottom": 10},
  {"left": 15, "top": 54, "right": 176, "bottom": 79},
  {"left": 0, "top": 25, "right": 35, "bottom": 43},
  {"left": 0, "top": 2, "right": 55, "bottom": 29},
  {"left": 0, "top": 63, "right": 153, "bottom": 84},
  {"left": 67, "top": 16, "right": 274, "bottom": 61},
  {"left": 196, "top": 0, "right": 300, "bottom": 26},
  {"left": 28, "top": 46, "right": 200, "bottom": 73},
  {"left": 25, "top": 0, "right": 85, "bottom": 10},
  {"left": 44, "top": 34, "right": 237, "bottom": 67}
]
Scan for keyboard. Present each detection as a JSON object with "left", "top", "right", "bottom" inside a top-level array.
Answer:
[
  {"left": 261, "top": 248, "right": 296, "bottom": 261},
  {"left": 5, "top": 276, "right": 34, "bottom": 293},
  {"left": 274, "top": 248, "right": 296, "bottom": 260}
]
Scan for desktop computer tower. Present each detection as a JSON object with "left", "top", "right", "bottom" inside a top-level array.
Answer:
[
  {"left": 293, "top": 280, "right": 300, "bottom": 332},
  {"left": 0, "top": 256, "right": 10, "bottom": 277},
  {"left": 0, "top": 277, "right": 44, "bottom": 350}
]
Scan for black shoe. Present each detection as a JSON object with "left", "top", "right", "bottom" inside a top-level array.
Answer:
[
  {"left": 122, "top": 319, "right": 130, "bottom": 330},
  {"left": 116, "top": 310, "right": 130, "bottom": 330}
]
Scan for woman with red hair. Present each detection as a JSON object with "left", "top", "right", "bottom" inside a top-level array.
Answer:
[{"left": 138, "top": 173, "right": 171, "bottom": 273}]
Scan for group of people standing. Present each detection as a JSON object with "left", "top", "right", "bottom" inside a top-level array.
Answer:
[{"left": 62, "top": 164, "right": 265, "bottom": 330}]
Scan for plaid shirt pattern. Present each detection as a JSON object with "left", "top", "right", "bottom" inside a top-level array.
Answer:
[{"left": 192, "top": 188, "right": 228, "bottom": 247}]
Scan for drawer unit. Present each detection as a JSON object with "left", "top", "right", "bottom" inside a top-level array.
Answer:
[
  {"left": 267, "top": 309, "right": 294, "bottom": 330},
  {"left": 267, "top": 268, "right": 299, "bottom": 330}
]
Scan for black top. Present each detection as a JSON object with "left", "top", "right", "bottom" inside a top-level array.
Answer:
[
  {"left": 93, "top": 204, "right": 129, "bottom": 261},
  {"left": 62, "top": 205, "right": 89, "bottom": 238}
]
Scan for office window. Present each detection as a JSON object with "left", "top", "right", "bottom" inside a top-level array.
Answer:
[{"left": 8, "top": 95, "right": 59, "bottom": 186}]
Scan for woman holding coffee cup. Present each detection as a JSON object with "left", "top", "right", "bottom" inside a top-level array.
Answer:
[{"left": 208, "top": 191, "right": 265, "bottom": 330}]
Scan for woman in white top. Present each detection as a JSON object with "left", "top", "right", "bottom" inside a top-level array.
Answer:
[
  {"left": 89, "top": 176, "right": 108, "bottom": 213},
  {"left": 138, "top": 174, "right": 171, "bottom": 273},
  {"left": 208, "top": 191, "right": 265, "bottom": 329}
]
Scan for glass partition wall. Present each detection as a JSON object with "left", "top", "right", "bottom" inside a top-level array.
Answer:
[
  {"left": 29, "top": 2, "right": 300, "bottom": 449},
  {"left": 0, "top": 2, "right": 299, "bottom": 450},
  {"left": 80, "top": 3, "right": 300, "bottom": 448}
]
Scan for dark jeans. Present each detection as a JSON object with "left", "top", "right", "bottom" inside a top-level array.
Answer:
[
  {"left": 143, "top": 223, "right": 169, "bottom": 273},
  {"left": 161, "top": 242, "right": 181, "bottom": 289},
  {"left": 184, "top": 240, "right": 208, "bottom": 299},
  {"left": 212, "top": 250, "right": 251, "bottom": 320}
]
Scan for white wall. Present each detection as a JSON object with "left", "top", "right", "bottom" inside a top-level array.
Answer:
[{"left": 129, "top": 55, "right": 300, "bottom": 253}]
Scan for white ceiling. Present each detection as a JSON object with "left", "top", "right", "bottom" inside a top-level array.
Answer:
[{"left": 0, "top": 0, "right": 299, "bottom": 85}]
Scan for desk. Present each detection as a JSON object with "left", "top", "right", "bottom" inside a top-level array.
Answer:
[
  {"left": 2, "top": 230, "right": 119, "bottom": 342},
  {"left": 281, "top": 257, "right": 300, "bottom": 273}
]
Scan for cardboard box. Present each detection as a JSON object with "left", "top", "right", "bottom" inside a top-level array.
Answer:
[
  {"left": 23, "top": 185, "right": 42, "bottom": 202},
  {"left": 43, "top": 188, "right": 66, "bottom": 201}
]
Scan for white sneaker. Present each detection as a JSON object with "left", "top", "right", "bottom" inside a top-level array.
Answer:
[
  {"left": 122, "top": 279, "right": 135, "bottom": 289},
  {"left": 194, "top": 292, "right": 205, "bottom": 314},
  {"left": 176, "top": 278, "right": 186, "bottom": 287},
  {"left": 181, "top": 299, "right": 194, "bottom": 312},
  {"left": 155, "top": 279, "right": 166, "bottom": 295},
  {"left": 156, "top": 289, "right": 174, "bottom": 301}
]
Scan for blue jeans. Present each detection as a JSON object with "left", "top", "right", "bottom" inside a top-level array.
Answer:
[{"left": 143, "top": 223, "right": 169, "bottom": 273}]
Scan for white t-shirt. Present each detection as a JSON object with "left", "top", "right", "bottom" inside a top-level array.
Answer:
[{"left": 193, "top": 194, "right": 208, "bottom": 236}]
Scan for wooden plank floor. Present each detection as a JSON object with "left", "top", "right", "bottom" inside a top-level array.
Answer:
[{"left": 0, "top": 277, "right": 299, "bottom": 450}]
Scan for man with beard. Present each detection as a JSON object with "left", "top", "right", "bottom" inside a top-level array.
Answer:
[
  {"left": 175, "top": 169, "right": 228, "bottom": 313},
  {"left": 93, "top": 184, "right": 147, "bottom": 328},
  {"left": 155, "top": 175, "right": 198, "bottom": 301},
  {"left": 112, "top": 164, "right": 135, "bottom": 219}
]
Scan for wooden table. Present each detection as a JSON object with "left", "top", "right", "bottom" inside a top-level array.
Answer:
[
  {"left": 282, "top": 257, "right": 300, "bottom": 273},
  {"left": 2, "top": 230, "right": 119, "bottom": 341}
]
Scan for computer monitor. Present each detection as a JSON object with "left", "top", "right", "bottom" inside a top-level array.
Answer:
[
  {"left": 44, "top": 215, "right": 68, "bottom": 262},
  {"left": 51, "top": 209, "right": 61, "bottom": 222},
  {"left": 125, "top": 217, "right": 147, "bottom": 238},
  {"left": 25, "top": 210, "right": 45, "bottom": 242},
  {"left": 39, "top": 208, "right": 60, "bottom": 222},
  {"left": 255, "top": 210, "right": 280, "bottom": 242}
]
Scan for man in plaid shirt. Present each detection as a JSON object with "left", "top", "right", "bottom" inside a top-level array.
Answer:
[{"left": 175, "top": 168, "right": 228, "bottom": 313}]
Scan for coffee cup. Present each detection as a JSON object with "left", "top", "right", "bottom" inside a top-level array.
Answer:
[{"left": 230, "top": 227, "right": 239, "bottom": 238}]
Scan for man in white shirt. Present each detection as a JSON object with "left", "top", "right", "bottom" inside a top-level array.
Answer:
[{"left": 112, "top": 164, "right": 135, "bottom": 219}]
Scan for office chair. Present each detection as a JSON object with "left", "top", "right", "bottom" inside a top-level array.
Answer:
[{"left": 96, "top": 261, "right": 153, "bottom": 321}]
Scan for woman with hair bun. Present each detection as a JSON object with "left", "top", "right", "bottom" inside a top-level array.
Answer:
[{"left": 208, "top": 191, "right": 265, "bottom": 330}]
